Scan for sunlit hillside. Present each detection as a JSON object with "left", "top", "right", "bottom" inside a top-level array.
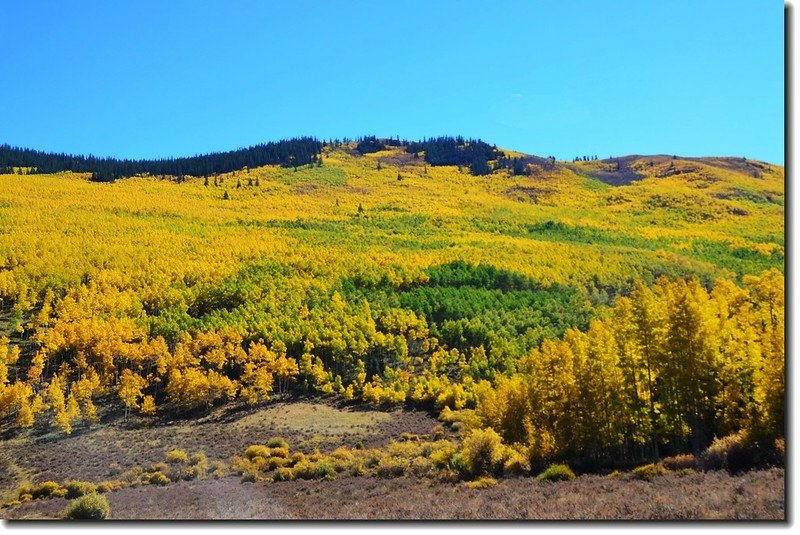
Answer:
[
  {"left": 0, "top": 143, "right": 785, "bottom": 504},
  {"left": 0, "top": 146, "right": 784, "bottom": 311}
]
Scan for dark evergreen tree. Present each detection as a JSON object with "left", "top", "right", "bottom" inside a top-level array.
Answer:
[
  {"left": 0, "top": 137, "right": 323, "bottom": 181},
  {"left": 356, "top": 136, "right": 386, "bottom": 154}
]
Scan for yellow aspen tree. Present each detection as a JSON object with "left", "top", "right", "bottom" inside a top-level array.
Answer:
[
  {"left": 0, "top": 337, "right": 9, "bottom": 386},
  {"left": 663, "top": 279, "right": 719, "bottom": 453},
  {"left": 140, "top": 395, "right": 157, "bottom": 416},
  {"left": 629, "top": 280, "right": 667, "bottom": 458},
  {"left": 744, "top": 269, "right": 785, "bottom": 441},
  {"left": 118, "top": 369, "right": 147, "bottom": 420},
  {"left": 612, "top": 296, "right": 652, "bottom": 457},
  {"left": 711, "top": 279, "right": 759, "bottom": 436},
  {"left": 27, "top": 350, "right": 46, "bottom": 384}
]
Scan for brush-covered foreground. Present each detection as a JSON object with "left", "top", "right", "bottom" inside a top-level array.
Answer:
[
  {"left": 0, "top": 143, "right": 785, "bottom": 519},
  {"left": 0, "top": 401, "right": 785, "bottom": 520}
]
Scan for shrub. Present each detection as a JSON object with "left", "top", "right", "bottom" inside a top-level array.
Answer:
[
  {"left": 240, "top": 470, "right": 258, "bottom": 483},
  {"left": 465, "top": 476, "right": 497, "bottom": 489},
  {"left": 438, "top": 406, "right": 456, "bottom": 424},
  {"left": 432, "top": 425, "right": 446, "bottom": 441},
  {"left": 187, "top": 452, "right": 209, "bottom": 480},
  {"left": 210, "top": 460, "right": 228, "bottom": 479},
  {"left": 273, "top": 467, "right": 295, "bottom": 482},
  {"left": 775, "top": 437, "right": 785, "bottom": 457},
  {"left": 376, "top": 457, "right": 408, "bottom": 478},
  {"left": 502, "top": 450, "right": 531, "bottom": 476},
  {"left": 288, "top": 452, "right": 306, "bottom": 467},
  {"left": 266, "top": 437, "right": 289, "bottom": 449},
  {"left": 699, "top": 433, "right": 755, "bottom": 474},
  {"left": 293, "top": 459, "right": 336, "bottom": 480},
  {"left": 184, "top": 465, "right": 202, "bottom": 480},
  {"left": 148, "top": 472, "right": 171, "bottom": 486},
  {"left": 65, "top": 480, "right": 97, "bottom": 499},
  {"left": 330, "top": 447, "right": 354, "bottom": 461},
  {"left": 350, "top": 459, "right": 367, "bottom": 476},
  {"left": 460, "top": 428, "right": 504, "bottom": 477},
  {"left": 607, "top": 470, "right": 622, "bottom": 479},
  {"left": 661, "top": 454, "right": 697, "bottom": 471},
  {"left": 32, "top": 481, "right": 62, "bottom": 499},
  {"left": 270, "top": 447, "right": 290, "bottom": 459},
  {"left": 363, "top": 452, "right": 382, "bottom": 469},
  {"left": 166, "top": 449, "right": 189, "bottom": 464},
  {"left": 312, "top": 461, "right": 337, "bottom": 480},
  {"left": 400, "top": 432, "right": 419, "bottom": 442},
  {"left": 291, "top": 461, "right": 312, "bottom": 480},
  {"left": 16, "top": 485, "right": 33, "bottom": 499},
  {"left": 631, "top": 463, "right": 668, "bottom": 481},
  {"left": 150, "top": 462, "right": 169, "bottom": 474},
  {"left": 536, "top": 464, "right": 576, "bottom": 482},
  {"left": 190, "top": 451, "right": 208, "bottom": 465},
  {"left": 244, "top": 445, "right": 271, "bottom": 461},
  {"left": 18, "top": 494, "right": 32, "bottom": 503},
  {"left": 267, "top": 457, "right": 290, "bottom": 470},
  {"left": 409, "top": 456, "right": 432, "bottom": 477},
  {"left": 430, "top": 442, "right": 457, "bottom": 468},
  {"left": 448, "top": 452, "right": 471, "bottom": 479},
  {"left": 63, "top": 493, "right": 110, "bottom": 520},
  {"left": 95, "top": 481, "right": 121, "bottom": 494}
]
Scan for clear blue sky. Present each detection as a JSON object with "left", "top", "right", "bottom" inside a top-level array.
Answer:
[{"left": 0, "top": 0, "right": 785, "bottom": 163}]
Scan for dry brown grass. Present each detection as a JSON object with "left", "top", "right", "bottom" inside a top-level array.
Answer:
[
  {"left": 0, "top": 399, "right": 440, "bottom": 496},
  {"left": 2, "top": 468, "right": 784, "bottom": 520}
]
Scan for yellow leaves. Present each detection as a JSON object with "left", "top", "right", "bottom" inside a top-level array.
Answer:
[
  {"left": 44, "top": 375, "right": 80, "bottom": 434},
  {"left": 239, "top": 363, "right": 274, "bottom": 405},
  {"left": 167, "top": 366, "right": 237, "bottom": 411},
  {"left": 140, "top": 395, "right": 156, "bottom": 416},
  {"left": 118, "top": 369, "right": 147, "bottom": 412},
  {"left": 27, "top": 351, "right": 46, "bottom": 384},
  {"left": 17, "top": 399, "right": 34, "bottom": 428}
]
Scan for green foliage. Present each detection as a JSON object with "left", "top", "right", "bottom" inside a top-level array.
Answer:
[
  {"left": 65, "top": 480, "right": 97, "bottom": 499},
  {"left": 535, "top": 464, "right": 576, "bottom": 482},
  {"left": 63, "top": 493, "right": 110, "bottom": 520},
  {"left": 340, "top": 261, "right": 594, "bottom": 373},
  {"left": 266, "top": 437, "right": 290, "bottom": 449},
  {"left": 459, "top": 428, "right": 505, "bottom": 478}
]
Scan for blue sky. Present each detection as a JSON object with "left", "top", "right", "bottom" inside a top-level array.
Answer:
[{"left": 0, "top": 0, "right": 785, "bottom": 163}]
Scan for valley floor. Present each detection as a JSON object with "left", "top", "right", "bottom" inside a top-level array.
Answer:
[
  {"left": 0, "top": 399, "right": 785, "bottom": 521},
  {"left": 2, "top": 469, "right": 785, "bottom": 520}
]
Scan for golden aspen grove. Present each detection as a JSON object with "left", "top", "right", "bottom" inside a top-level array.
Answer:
[{"left": 0, "top": 140, "right": 785, "bottom": 518}]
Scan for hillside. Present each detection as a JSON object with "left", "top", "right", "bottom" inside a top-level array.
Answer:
[{"left": 0, "top": 141, "right": 785, "bottom": 519}]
